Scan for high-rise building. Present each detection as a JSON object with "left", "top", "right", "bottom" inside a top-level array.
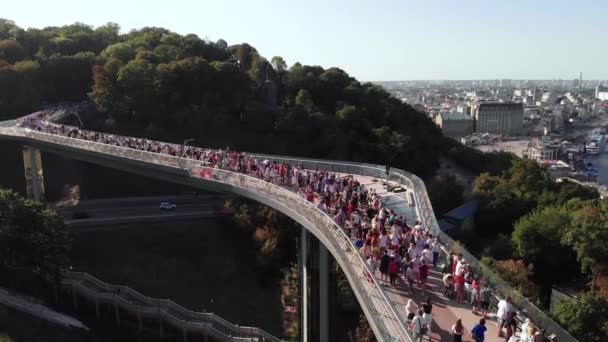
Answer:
[
  {"left": 435, "top": 112, "right": 474, "bottom": 138},
  {"left": 596, "top": 84, "right": 608, "bottom": 101},
  {"left": 472, "top": 102, "right": 524, "bottom": 136}
]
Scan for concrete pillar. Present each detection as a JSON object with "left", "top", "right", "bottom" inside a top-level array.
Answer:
[
  {"left": 22, "top": 146, "right": 45, "bottom": 202},
  {"left": 159, "top": 318, "right": 164, "bottom": 338},
  {"left": 299, "top": 227, "right": 309, "bottom": 342},
  {"left": 95, "top": 300, "right": 100, "bottom": 318},
  {"left": 319, "top": 244, "right": 329, "bottom": 342},
  {"left": 182, "top": 327, "right": 188, "bottom": 342},
  {"left": 137, "top": 312, "right": 142, "bottom": 332},
  {"left": 71, "top": 288, "right": 78, "bottom": 309},
  {"left": 114, "top": 304, "right": 120, "bottom": 327}
]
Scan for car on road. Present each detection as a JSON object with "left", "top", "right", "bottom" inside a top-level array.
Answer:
[{"left": 160, "top": 202, "right": 176, "bottom": 210}]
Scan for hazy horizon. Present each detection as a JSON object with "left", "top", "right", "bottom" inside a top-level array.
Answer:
[{"left": 5, "top": 0, "right": 608, "bottom": 81}]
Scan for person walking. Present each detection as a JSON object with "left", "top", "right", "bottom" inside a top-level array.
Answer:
[
  {"left": 496, "top": 296, "right": 513, "bottom": 337},
  {"left": 379, "top": 250, "right": 390, "bottom": 284},
  {"left": 470, "top": 318, "right": 487, "bottom": 342},
  {"left": 405, "top": 299, "right": 418, "bottom": 321},
  {"left": 451, "top": 318, "right": 464, "bottom": 342},
  {"left": 388, "top": 256, "right": 399, "bottom": 285},
  {"left": 410, "top": 309, "right": 427, "bottom": 342}
]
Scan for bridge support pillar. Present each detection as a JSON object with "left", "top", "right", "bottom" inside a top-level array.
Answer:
[
  {"left": 71, "top": 288, "right": 78, "bottom": 309},
  {"left": 298, "top": 227, "right": 309, "bottom": 342},
  {"left": 22, "top": 146, "right": 45, "bottom": 202},
  {"left": 299, "top": 229, "right": 332, "bottom": 342},
  {"left": 319, "top": 244, "right": 329, "bottom": 342},
  {"left": 94, "top": 300, "right": 100, "bottom": 318},
  {"left": 159, "top": 317, "right": 164, "bottom": 338},
  {"left": 114, "top": 303, "right": 120, "bottom": 327}
]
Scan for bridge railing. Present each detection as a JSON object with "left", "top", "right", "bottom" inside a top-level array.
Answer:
[
  {"left": 401, "top": 172, "right": 579, "bottom": 341},
  {"left": 188, "top": 164, "right": 413, "bottom": 341},
  {"left": 0, "top": 123, "right": 576, "bottom": 341},
  {"left": 9, "top": 127, "right": 411, "bottom": 342},
  {"left": 224, "top": 153, "right": 579, "bottom": 341},
  {"left": 64, "top": 271, "right": 281, "bottom": 341}
]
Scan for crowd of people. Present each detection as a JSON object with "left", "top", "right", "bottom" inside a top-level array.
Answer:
[{"left": 15, "top": 110, "right": 558, "bottom": 342}]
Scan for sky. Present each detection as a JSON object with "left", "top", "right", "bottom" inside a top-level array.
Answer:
[{"left": 4, "top": 0, "right": 608, "bottom": 81}]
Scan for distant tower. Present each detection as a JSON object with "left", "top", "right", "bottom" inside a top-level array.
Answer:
[{"left": 579, "top": 72, "right": 583, "bottom": 90}]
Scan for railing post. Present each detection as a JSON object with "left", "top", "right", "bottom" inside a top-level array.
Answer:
[
  {"left": 95, "top": 299, "right": 100, "bottom": 318},
  {"left": 137, "top": 311, "right": 143, "bottom": 332}
]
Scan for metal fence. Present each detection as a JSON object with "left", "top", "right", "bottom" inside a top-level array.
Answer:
[{"left": 64, "top": 271, "right": 281, "bottom": 341}]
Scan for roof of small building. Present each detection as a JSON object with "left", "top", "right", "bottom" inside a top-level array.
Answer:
[
  {"left": 442, "top": 200, "right": 479, "bottom": 221},
  {"left": 439, "top": 112, "right": 473, "bottom": 121}
]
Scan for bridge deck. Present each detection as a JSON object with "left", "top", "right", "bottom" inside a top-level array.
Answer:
[{"left": 358, "top": 177, "right": 501, "bottom": 341}]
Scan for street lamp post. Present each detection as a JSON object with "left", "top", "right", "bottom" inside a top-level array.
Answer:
[{"left": 385, "top": 164, "right": 391, "bottom": 191}]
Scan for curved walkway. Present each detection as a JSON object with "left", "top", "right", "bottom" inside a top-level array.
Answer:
[{"left": 0, "top": 110, "right": 576, "bottom": 342}]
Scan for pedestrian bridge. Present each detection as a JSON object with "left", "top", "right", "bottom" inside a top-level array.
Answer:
[{"left": 0, "top": 114, "right": 576, "bottom": 342}]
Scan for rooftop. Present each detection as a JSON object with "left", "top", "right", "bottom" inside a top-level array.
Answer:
[{"left": 439, "top": 112, "right": 472, "bottom": 121}]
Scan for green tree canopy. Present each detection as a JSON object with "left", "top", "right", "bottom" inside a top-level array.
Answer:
[
  {"left": 562, "top": 200, "right": 608, "bottom": 287},
  {"left": 0, "top": 189, "right": 72, "bottom": 279},
  {"left": 552, "top": 291, "right": 608, "bottom": 342},
  {"left": 512, "top": 204, "right": 579, "bottom": 305},
  {"left": 0, "top": 39, "right": 25, "bottom": 63}
]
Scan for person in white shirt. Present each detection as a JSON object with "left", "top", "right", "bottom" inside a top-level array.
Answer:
[
  {"left": 409, "top": 309, "right": 427, "bottom": 342},
  {"left": 496, "top": 296, "right": 513, "bottom": 337},
  {"left": 431, "top": 238, "right": 441, "bottom": 267},
  {"left": 455, "top": 258, "right": 465, "bottom": 276}
]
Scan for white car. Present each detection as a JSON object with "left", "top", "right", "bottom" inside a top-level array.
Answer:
[{"left": 160, "top": 202, "right": 176, "bottom": 210}]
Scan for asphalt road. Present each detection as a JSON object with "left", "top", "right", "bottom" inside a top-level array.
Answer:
[{"left": 54, "top": 194, "right": 228, "bottom": 229}]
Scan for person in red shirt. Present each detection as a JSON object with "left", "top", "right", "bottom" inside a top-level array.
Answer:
[
  {"left": 419, "top": 260, "right": 430, "bottom": 289},
  {"left": 388, "top": 257, "right": 399, "bottom": 285},
  {"left": 454, "top": 273, "right": 465, "bottom": 303}
]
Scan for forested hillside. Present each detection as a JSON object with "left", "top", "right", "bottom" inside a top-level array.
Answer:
[{"left": 0, "top": 19, "right": 444, "bottom": 177}]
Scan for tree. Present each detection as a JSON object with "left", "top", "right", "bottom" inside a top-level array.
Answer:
[
  {"left": 552, "top": 291, "right": 608, "bottom": 341},
  {"left": 512, "top": 205, "right": 578, "bottom": 305},
  {"left": 348, "top": 314, "right": 376, "bottom": 342},
  {"left": 562, "top": 200, "right": 608, "bottom": 289},
  {"left": 427, "top": 174, "right": 464, "bottom": 215},
  {"left": 0, "top": 19, "right": 17, "bottom": 40},
  {"left": 0, "top": 189, "right": 71, "bottom": 280},
  {"left": 295, "top": 89, "right": 316, "bottom": 113},
  {"left": 270, "top": 56, "right": 287, "bottom": 72},
  {"left": 0, "top": 39, "right": 25, "bottom": 63},
  {"left": 101, "top": 42, "right": 135, "bottom": 63}
]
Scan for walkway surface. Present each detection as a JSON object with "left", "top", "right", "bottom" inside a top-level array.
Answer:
[{"left": 358, "top": 176, "right": 502, "bottom": 341}]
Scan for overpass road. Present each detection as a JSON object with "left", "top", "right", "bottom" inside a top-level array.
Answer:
[{"left": 55, "top": 195, "right": 227, "bottom": 229}]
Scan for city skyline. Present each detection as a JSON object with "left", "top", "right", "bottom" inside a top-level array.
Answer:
[{"left": 4, "top": 0, "right": 608, "bottom": 81}]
